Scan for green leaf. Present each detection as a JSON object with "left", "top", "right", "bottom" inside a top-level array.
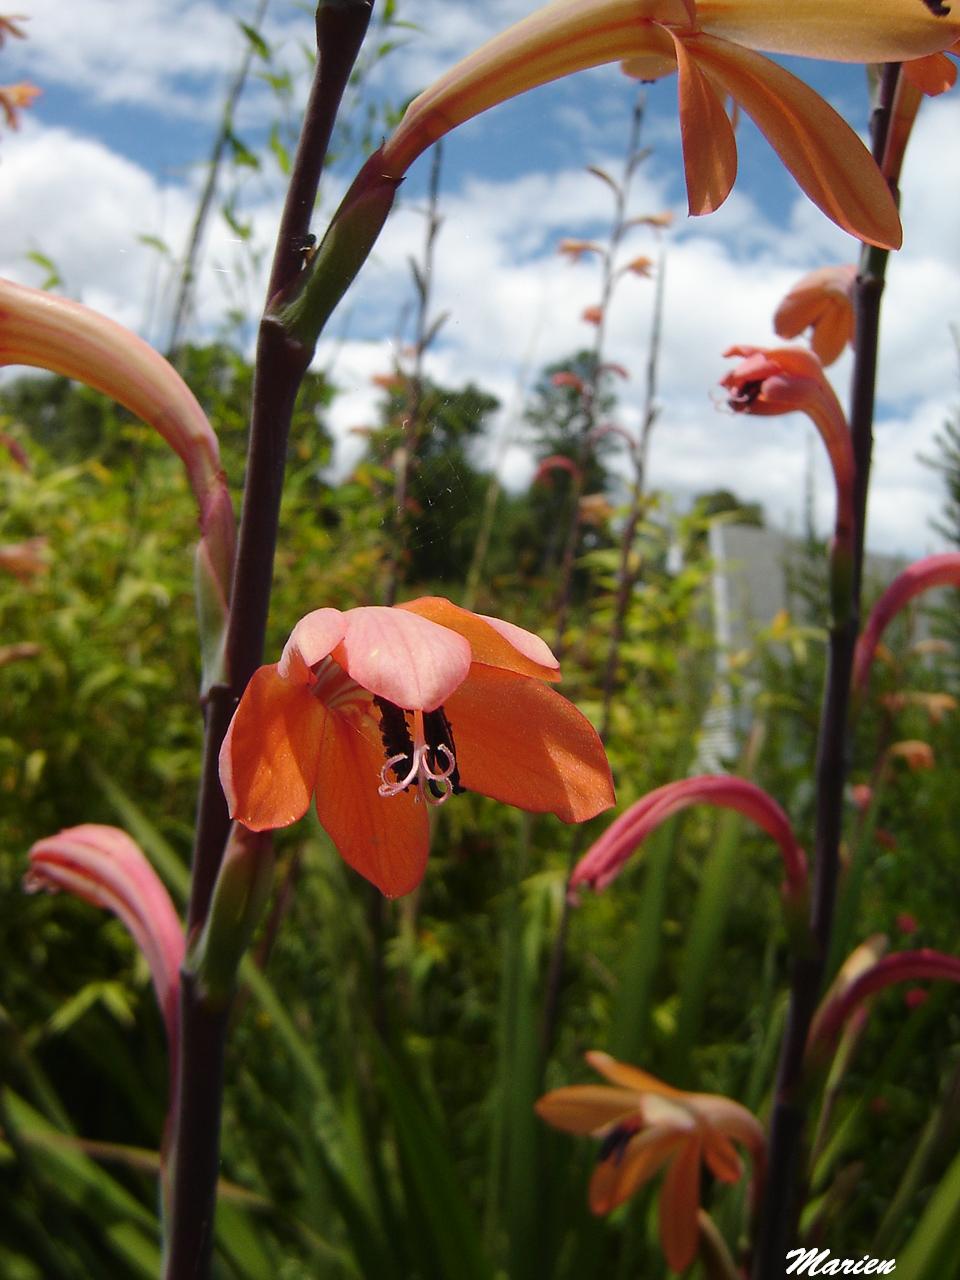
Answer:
[
  {"left": 374, "top": 1040, "right": 494, "bottom": 1280},
  {"left": 25, "top": 250, "right": 62, "bottom": 290},
  {"left": 137, "top": 234, "right": 171, "bottom": 257},
  {"left": 238, "top": 20, "right": 270, "bottom": 59},
  {"left": 225, "top": 129, "right": 260, "bottom": 170},
  {"left": 896, "top": 1144, "right": 960, "bottom": 1279}
]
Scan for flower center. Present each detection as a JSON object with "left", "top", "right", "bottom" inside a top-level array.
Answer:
[
  {"left": 597, "top": 1120, "right": 642, "bottom": 1167},
  {"left": 374, "top": 697, "right": 464, "bottom": 806},
  {"left": 308, "top": 656, "right": 368, "bottom": 711},
  {"left": 727, "top": 378, "right": 762, "bottom": 410}
]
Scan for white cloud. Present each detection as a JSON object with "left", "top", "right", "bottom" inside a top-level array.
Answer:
[{"left": 2, "top": 26, "right": 957, "bottom": 560}]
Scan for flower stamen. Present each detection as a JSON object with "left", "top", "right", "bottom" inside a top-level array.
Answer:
[{"left": 376, "top": 705, "right": 461, "bottom": 806}]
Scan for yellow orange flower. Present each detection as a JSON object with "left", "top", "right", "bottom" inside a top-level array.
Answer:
[
  {"left": 219, "top": 598, "right": 614, "bottom": 897},
  {"left": 536, "top": 1051, "right": 765, "bottom": 1272},
  {"left": 773, "top": 264, "right": 857, "bottom": 366}
]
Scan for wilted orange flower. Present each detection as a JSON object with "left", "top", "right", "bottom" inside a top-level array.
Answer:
[
  {"left": 0, "top": 535, "right": 47, "bottom": 580},
  {"left": 773, "top": 264, "right": 857, "bottom": 366},
  {"left": 880, "top": 690, "right": 957, "bottom": 723},
  {"left": 578, "top": 493, "right": 615, "bottom": 526},
  {"left": 220, "top": 598, "right": 614, "bottom": 897},
  {"left": 536, "top": 1051, "right": 765, "bottom": 1272},
  {"left": 620, "top": 254, "right": 655, "bottom": 277},
  {"left": 0, "top": 16, "right": 28, "bottom": 47},
  {"left": 886, "top": 739, "right": 935, "bottom": 770},
  {"left": 581, "top": 305, "right": 603, "bottom": 326},
  {"left": 558, "top": 238, "right": 602, "bottom": 260}
]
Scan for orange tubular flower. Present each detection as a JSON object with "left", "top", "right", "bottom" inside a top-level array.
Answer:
[
  {"left": 0, "top": 277, "right": 235, "bottom": 682},
  {"left": 219, "top": 598, "right": 615, "bottom": 897},
  {"left": 721, "top": 345, "right": 854, "bottom": 553},
  {"left": 536, "top": 1051, "right": 765, "bottom": 1272},
  {"left": 773, "top": 264, "right": 857, "bottom": 367},
  {"left": 377, "top": 0, "right": 960, "bottom": 249}
]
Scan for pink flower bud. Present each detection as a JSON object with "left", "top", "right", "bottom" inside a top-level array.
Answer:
[
  {"left": 25, "top": 825, "right": 185, "bottom": 1051},
  {"left": 571, "top": 775, "right": 807, "bottom": 902},
  {"left": 853, "top": 554, "right": 960, "bottom": 693}
]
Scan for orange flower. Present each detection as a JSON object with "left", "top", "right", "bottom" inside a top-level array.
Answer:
[
  {"left": 721, "top": 345, "right": 854, "bottom": 552},
  {"left": 377, "top": 0, "right": 960, "bottom": 249},
  {"left": 773, "top": 264, "right": 857, "bottom": 366},
  {"left": 0, "top": 80, "right": 39, "bottom": 130},
  {"left": 536, "top": 1051, "right": 765, "bottom": 1272},
  {"left": 219, "top": 598, "right": 614, "bottom": 897}
]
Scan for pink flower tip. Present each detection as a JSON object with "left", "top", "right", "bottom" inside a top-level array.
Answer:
[
  {"left": 24, "top": 824, "right": 185, "bottom": 1049},
  {"left": 571, "top": 775, "right": 807, "bottom": 903},
  {"left": 853, "top": 553, "right": 960, "bottom": 693}
]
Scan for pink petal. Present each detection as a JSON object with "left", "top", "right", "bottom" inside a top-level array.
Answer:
[
  {"left": 279, "top": 608, "right": 347, "bottom": 675},
  {"left": 335, "top": 606, "right": 472, "bottom": 710}
]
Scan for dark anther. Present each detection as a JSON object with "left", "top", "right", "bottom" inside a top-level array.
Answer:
[
  {"left": 597, "top": 1124, "right": 635, "bottom": 1167},
  {"left": 374, "top": 696, "right": 414, "bottom": 784},
  {"left": 423, "top": 707, "right": 465, "bottom": 797},
  {"left": 921, "top": 0, "right": 950, "bottom": 15},
  {"left": 730, "top": 378, "right": 762, "bottom": 410}
]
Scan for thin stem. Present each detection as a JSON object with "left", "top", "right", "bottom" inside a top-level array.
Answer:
[
  {"left": 540, "top": 93, "right": 648, "bottom": 1062},
  {"left": 164, "top": 7, "right": 374, "bottom": 1279},
  {"left": 553, "top": 92, "right": 646, "bottom": 655},
  {"left": 166, "top": 0, "right": 271, "bottom": 356},
  {"left": 598, "top": 241, "right": 665, "bottom": 740},
  {"left": 382, "top": 140, "right": 444, "bottom": 606},
  {"left": 749, "top": 64, "right": 900, "bottom": 1280}
]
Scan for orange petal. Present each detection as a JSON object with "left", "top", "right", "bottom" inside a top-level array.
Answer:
[
  {"left": 219, "top": 664, "right": 324, "bottom": 830},
  {"left": 585, "top": 1051, "right": 686, "bottom": 1100},
  {"left": 590, "top": 1130, "right": 685, "bottom": 1214},
  {"left": 313, "top": 711, "right": 429, "bottom": 897},
  {"left": 399, "top": 596, "right": 560, "bottom": 680},
  {"left": 701, "top": 1128, "right": 743, "bottom": 1183},
  {"left": 658, "top": 1136, "right": 703, "bottom": 1272},
  {"left": 688, "top": 33, "right": 902, "bottom": 250},
  {"left": 534, "top": 1085, "right": 641, "bottom": 1134},
  {"left": 696, "top": 0, "right": 960, "bottom": 62},
  {"left": 335, "top": 605, "right": 471, "bottom": 711},
  {"left": 690, "top": 1094, "right": 766, "bottom": 1163},
  {"left": 902, "top": 50, "right": 957, "bottom": 95},
  {"left": 443, "top": 665, "right": 614, "bottom": 822},
  {"left": 672, "top": 32, "right": 738, "bottom": 214}
]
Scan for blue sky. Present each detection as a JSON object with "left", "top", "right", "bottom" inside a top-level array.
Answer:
[{"left": 2, "top": 0, "right": 959, "bottom": 555}]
